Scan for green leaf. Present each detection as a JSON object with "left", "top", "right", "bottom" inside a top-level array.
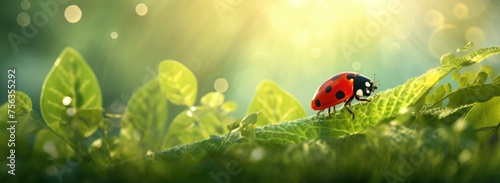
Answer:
[
  {"left": 241, "top": 112, "right": 259, "bottom": 128},
  {"left": 40, "top": 47, "right": 103, "bottom": 138},
  {"left": 200, "top": 92, "right": 224, "bottom": 108},
  {"left": 465, "top": 97, "right": 500, "bottom": 130},
  {"left": 446, "top": 82, "right": 500, "bottom": 108},
  {"left": 425, "top": 94, "right": 437, "bottom": 105},
  {"left": 481, "top": 65, "right": 495, "bottom": 79},
  {"left": 473, "top": 71, "right": 488, "bottom": 85},
  {"left": 227, "top": 119, "right": 241, "bottom": 131},
  {"left": 32, "top": 129, "right": 75, "bottom": 161},
  {"left": 246, "top": 80, "right": 306, "bottom": 126},
  {"left": 0, "top": 91, "right": 32, "bottom": 120},
  {"left": 0, "top": 91, "right": 44, "bottom": 159},
  {"left": 459, "top": 72, "right": 474, "bottom": 88},
  {"left": 120, "top": 78, "right": 168, "bottom": 155},
  {"left": 162, "top": 110, "right": 195, "bottom": 148},
  {"left": 452, "top": 71, "right": 461, "bottom": 81},
  {"left": 420, "top": 104, "right": 474, "bottom": 126},
  {"left": 221, "top": 101, "right": 238, "bottom": 112},
  {"left": 467, "top": 96, "right": 500, "bottom": 146},
  {"left": 163, "top": 106, "right": 230, "bottom": 148},
  {"left": 456, "top": 42, "right": 474, "bottom": 52},
  {"left": 159, "top": 60, "right": 197, "bottom": 107},
  {"left": 71, "top": 109, "right": 104, "bottom": 137},
  {"left": 426, "top": 83, "right": 452, "bottom": 107},
  {"left": 239, "top": 112, "right": 259, "bottom": 139},
  {"left": 440, "top": 53, "right": 456, "bottom": 65}
]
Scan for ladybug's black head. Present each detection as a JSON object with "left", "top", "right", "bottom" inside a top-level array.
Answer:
[{"left": 353, "top": 74, "right": 377, "bottom": 97}]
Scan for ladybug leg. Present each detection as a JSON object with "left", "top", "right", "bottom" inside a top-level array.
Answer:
[
  {"left": 328, "top": 107, "right": 331, "bottom": 118},
  {"left": 344, "top": 96, "right": 355, "bottom": 120},
  {"left": 316, "top": 109, "right": 324, "bottom": 119},
  {"left": 355, "top": 95, "right": 371, "bottom": 102}
]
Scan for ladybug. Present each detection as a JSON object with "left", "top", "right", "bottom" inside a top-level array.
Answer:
[{"left": 311, "top": 72, "right": 378, "bottom": 119}]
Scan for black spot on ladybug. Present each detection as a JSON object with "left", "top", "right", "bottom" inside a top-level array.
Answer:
[
  {"left": 325, "top": 85, "right": 332, "bottom": 93},
  {"left": 335, "top": 90, "right": 345, "bottom": 100},
  {"left": 331, "top": 74, "right": 341, "bottom": 81},
  {"left": 315, "top": 99, "right": 321, "bottom": 107},
  {"left": 347, "top": 73, "right": 356, "bottom": 80}
]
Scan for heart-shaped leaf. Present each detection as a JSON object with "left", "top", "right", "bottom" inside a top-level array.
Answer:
[
  {"left": 40, "top": 47, "right": 103, "bottom": 138},
  {"left": 158, "top": 60, "right": 197, "bottom": 107}
]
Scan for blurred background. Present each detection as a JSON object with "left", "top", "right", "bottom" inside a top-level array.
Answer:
[{"left": 1, "top": 0, "right": 499, "bottom": 118}]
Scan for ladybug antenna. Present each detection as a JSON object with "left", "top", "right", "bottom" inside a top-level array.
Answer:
[
  {"left": 372, "top": 73, "right": 380, "bottom": 95},
  {"left": 373, "top": 73, "right": 380, "bottom": 86}
]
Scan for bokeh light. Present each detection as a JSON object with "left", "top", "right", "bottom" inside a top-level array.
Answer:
[
  {"left": 453, "top": 3, "right": 469, "bottom": 19},
  {"left": 20, "top": 0, "right": 30, "bottom": 10},
  {"left": 62, "top": 96, "right": 72, "bottom": 106},
  {"left": 110, "top": 31, "right": 119, "bottom": 39},
  {"left": 428, "top": 24, "right": 465, "bottom": 58},
  {"left": 136, "top": 3, "right": 148, "bottom": 16},
  {"left": 16, "top": 13, "right": 30, "bottom": 27},
  {"left": 424, "top": 10, "right": 444, "bottom": 27},
  {"left": 352, "top": 62, "right": 361, "bottom": 71},
  {"left": 64, "top": 5, "right": 82, "bottom": 23},
  {"left": 214, "top": 78, "right": 229, "bottom": 93},
  {"left": 465, "top": 27, "right": 485, "bottom": 44},
  {"left": 66, "top": 108, "right": 76, "bottom": 116}
]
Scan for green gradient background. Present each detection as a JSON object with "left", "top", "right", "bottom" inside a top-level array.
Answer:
[{"left": 1, "top": 0, "right": 499, "bottom": 118}]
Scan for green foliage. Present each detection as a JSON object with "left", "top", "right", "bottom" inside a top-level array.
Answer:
[
  {"left": 466, "top": 97, "right": 500, "bottom": 130},
  {"left": 40, "top": 47, "right": 103, "bottom": 138},
  {"left": 162, "top": 92, "right": 236, "bottom": 148},
  {"left": 2, "top": 45, "right": 500, "bottom": 182},
  {"left": 201, "top": 92, "right": 224, "bottom": 108},
  {"left": 0, "top": 91, "right": 44, "bottom": 155},
  {"left": 456, "top": 41, "right": 474, "bottom": 52},
  {"left": 159, "top": 60, "right": 198, "bottom": 107},
  {"left": 149, "top": 45, "right": 500, "bottom": 182},
  {"left": 120, "top": 78, "right": 168, "bottom": 157},
  {"left": 246, "top": 80, "right": 307, "bottom": 126},
  {"left": 424, "top": 62, "right": 500, "bottom": 112}
]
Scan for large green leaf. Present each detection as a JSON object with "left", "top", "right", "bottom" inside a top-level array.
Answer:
[
  {"left": 158, "top": 60, "right": 197, "bottom": 107},
  {"left": 152, "top": 46, "right": 500, "bottom": 161},
  {"left": 446, "top": 82, "right": 500, "bottom": 108},
  {"left": 120, "top": 78, "right": 168, "bottom": 156},
  {"left": 246, "top": 80, "right": 307, "bottom": 126},
  {"left": 465, "top": 96, "right": 500, "bottom": 130},
  {"left": 40, "top": 47, "right": 103, "bottom": 138}
]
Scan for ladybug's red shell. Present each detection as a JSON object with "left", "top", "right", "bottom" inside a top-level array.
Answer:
[{"left": 311, "top": 72, "right": 358, "bottom": 110}]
